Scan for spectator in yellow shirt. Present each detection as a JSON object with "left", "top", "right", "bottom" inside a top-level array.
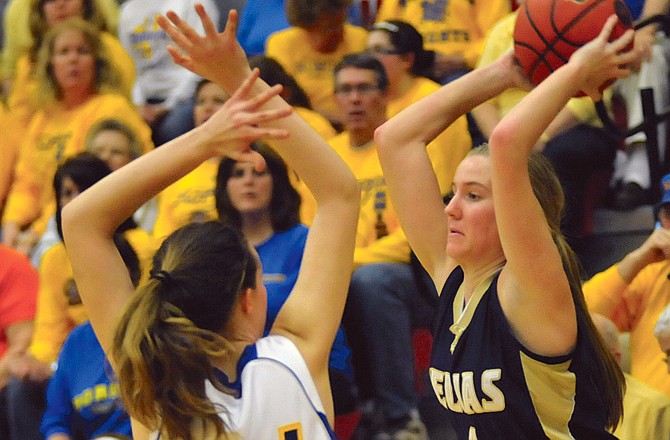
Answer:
[
  {"left": 5, "top": 153, "right": 154, "bottom": 440},
  {"left": 593, "top": 313, "right": 670, "bottom": 440},
  {"left": 152, "top": 79, "right": 230, "bottom": 241},
  {"left": 6, "top": 0, "right": 134, "bottom": 129},
  {"left": 1, "top": 18, "right": 152, "bottom": 253},
  {"left": 331, "top": 53, "right": 466, "bottom": 439},
  {"left": 376, "top": 0, "right": 510, "bottom": 84},
  {"left": 266, "top": 0, "right": 368, "bottom": 125},
  {"left": 584, "top": 172, "right": 670, "bottom": 397}
]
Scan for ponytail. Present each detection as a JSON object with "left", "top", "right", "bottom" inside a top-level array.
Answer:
[
  {"left": 111, "top": 222, "right": 256, "bottom": 439},
  {"left": 113, "top": 280, "right": 232, "bottom": 439},
  {"left": 553, "top": 232, "right": 625, "bottom": 430}
]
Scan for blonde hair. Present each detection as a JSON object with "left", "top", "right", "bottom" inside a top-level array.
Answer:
[
  {"left": 85, "top": 118, "right": 142, "bottom": 161},
  {"left": 33, "top": 17, "right": 122, "bottom": 107},
  {"left": 28, "top": 0, "right": 111, "bottom": 64},
  {"left": 112, "top": 222, "right": 257, "bottom": 439}
]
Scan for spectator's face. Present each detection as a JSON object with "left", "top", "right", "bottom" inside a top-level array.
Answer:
[
  {"left": 59, "top": 176, "right": 80, "bottom": 208},
  {"left": 367, "top": 30, "right": 412, "bottom": 85},
  {"left": 194, "top": 82, "right": 230, "bottom": 127},
  {"left": 43, "top": 0, "right": 84, "bottom": 27},
  {"left": 226, "top": 162, "right": 274, "bottom": 217},
  {"left": 658, "top": 335, "right": 670, "bottom": 374},
  {"left": 50, "top": 28, "right": 95, "bottom": 95},
  {"left": 303, "top": 11, "right": 346, "bottom": 53},
  {"left": 89, "top": 129, "right": 133, "bottom": 171},
  {"left": 334, "top": 67, "right": 386, "bottom": 132},
  {"left": 660, "top": 204, "right": 670, "bottom": 229}
]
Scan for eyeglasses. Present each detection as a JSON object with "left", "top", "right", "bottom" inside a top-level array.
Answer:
[
  {"left": 367, "top": 46, "right": 404, "bottom": 56},
  {"left": 334, "top": 83, "right": 380, "bottom": 96}
]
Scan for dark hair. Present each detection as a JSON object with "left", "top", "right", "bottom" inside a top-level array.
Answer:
[
  {"left": 248, "top": 56, "right": 312, "bottom": 109},
  {"left": 334, "top": 52, "right": 389, "bottom": 93},
  {"left": 285, "top": 0, "right": 352, "bottom": 27},
  {"left": 29, "top": 0, "right": 110, "bottom": 64},
  {"left": 54, "top": 152, "right": 135, "bottom": 241},
  {"left": 469, "top": 145, "right": 625, "bottom": 430},
  {"left": 34, "top": 17, "right": 122, "bottom": 106},
  {"left": 195, "top": 78, "right": 213, "bottom": 98},
  {"left": 114, "top": 233, "right": 141, "bottom": 288},
  {"left": 371, "top": 20, "right": 434, "bottom": 78},
  {"left": 216, "top": 142, "right": 301, "bottom": 232},
  {"left": 113, "top": 221, "right": 258, "bottom": 439}
]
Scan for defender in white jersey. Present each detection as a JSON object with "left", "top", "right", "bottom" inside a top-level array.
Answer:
[{"left": 61, "top": 6, "right": 360, "bottom": 440}]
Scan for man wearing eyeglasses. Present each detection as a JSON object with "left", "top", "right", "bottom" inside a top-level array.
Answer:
[
  {"left": 584, "top": 172, "right": 670, "bottom": 399},
  {"left": 329, "top": 52, "right": 464, "bottom": 440}
]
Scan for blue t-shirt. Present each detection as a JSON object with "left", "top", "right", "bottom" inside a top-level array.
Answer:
[
  {"left": 41, "top": 322, "right": 132, "bottom": 439},
  {"left": 624, "top": 0, "right": 644, "bottom": 20},
  {"left": 258, "top": 225, "right": 352, "bottom": 378}
]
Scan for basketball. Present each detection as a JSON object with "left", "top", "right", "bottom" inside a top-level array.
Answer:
[{"left": 513, "top": 0, "right": 634, "bottom": 89}]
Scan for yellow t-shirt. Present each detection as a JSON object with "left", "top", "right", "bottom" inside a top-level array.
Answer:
[
  {"left": 584, "top": 263, "right": 670, "bottom": 397},
  {"left": 615, "top": 373, "right": 670, "bottom": 440},
  {"left": 152, "top": 159, "right": 220, "bottom": 241},
  {"left": 0, "top": 105, "right": 20, "bottom": 209},
  {"left": 295, "top": 107, "right": 337, "bottom": 141},
  {"left": 29, "top": 229, "right": 155, "bottom": 364},
  {"left": 292, "top": 106, "right": 337, "bottom": 225},
  {"left": 477, "top": 11, "right": 600, "bottom": 125},
  {"left": 329, "top": 133, "right": 409, "bottom": 267},
  {"left": 3, "top": 93, "right": 153, "bottom": 231},
  {"left": 8, "top": 32, "right": 136, "bottom": 129},
  {"left": 1, "top": 0, "right": 121, "bottom": 81},
  {"left": 388, "top": 76, "right": 472, "bottom": 193},
  {"left": 377, "top": 0, "right": 510, "bottom": 69},
  {"left": 266, "top": 24, "right": 368, "bottom": 122}
]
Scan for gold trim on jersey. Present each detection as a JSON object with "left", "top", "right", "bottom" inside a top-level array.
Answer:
[
  {"left": 520, "top": 352, "right": 576, "bottom": 439},
  {"left": 450, "top": 268, "right": 502, "bottom": 353}
]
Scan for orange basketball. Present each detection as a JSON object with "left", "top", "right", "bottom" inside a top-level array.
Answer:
[{"left": 513, "top": 0, "right": 633, "bottom": 90}]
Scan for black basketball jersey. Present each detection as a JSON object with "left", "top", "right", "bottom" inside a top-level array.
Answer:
[{"left": 430, "top": 267, "right": 617, "bottom": 439}]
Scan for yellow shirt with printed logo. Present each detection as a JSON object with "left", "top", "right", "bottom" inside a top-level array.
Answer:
[
  {"left": 377, "top": 0, "right": 510, "bottom": 69},
  {"left": 29, "top": 229, "right": 155, "bottom": 364},
  {"left": 266, "top": 24, "right": 368, "bottom": 122},
  {"left": 152, "top": 159, "right": 220, "bottom": 241},
  {"left": 3, "top": 93, "right": 153, "bottom": 234}
]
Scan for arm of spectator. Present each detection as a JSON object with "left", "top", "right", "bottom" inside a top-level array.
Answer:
[
  {"left": 28, "top": 250, "right": 73, "bottom": 368},
  {"left": 581, "top": 225, "right": 670, "bottom": 332},
  {"left": 0, "top": 320, "right": 32, "bottom": 389},
  {"left": 617, "top": 228, "right": 670, "bottom": 282},
  {"left": 633, "top": 0, "right": 670, "bottom": 70}
]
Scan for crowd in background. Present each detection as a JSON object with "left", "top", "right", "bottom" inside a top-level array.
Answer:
[{"left": 1, "top": 0, "right": 670, "bottom": 439}]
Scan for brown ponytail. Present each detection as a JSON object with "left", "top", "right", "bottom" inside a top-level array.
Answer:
[{"left": 112, "top": 222, "right": 257, "bottom": 439}]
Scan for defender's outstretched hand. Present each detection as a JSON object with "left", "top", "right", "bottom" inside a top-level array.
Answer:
[
  {"left": 157, "top": 5, "right": 249, "bottom": 92},
  {"left": 198, "top": 68, "right": 291, "bottom": 167}
]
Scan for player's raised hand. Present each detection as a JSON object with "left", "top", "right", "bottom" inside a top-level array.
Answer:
[
  {"left": 198, "top": 69, "right": 292, "bottom": 166},
  {"left": 157, "top": 5, "right": 250, "bottom": 93},
  {"left": 569, "top": 14, "right": 636, "bottom": 100}
]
